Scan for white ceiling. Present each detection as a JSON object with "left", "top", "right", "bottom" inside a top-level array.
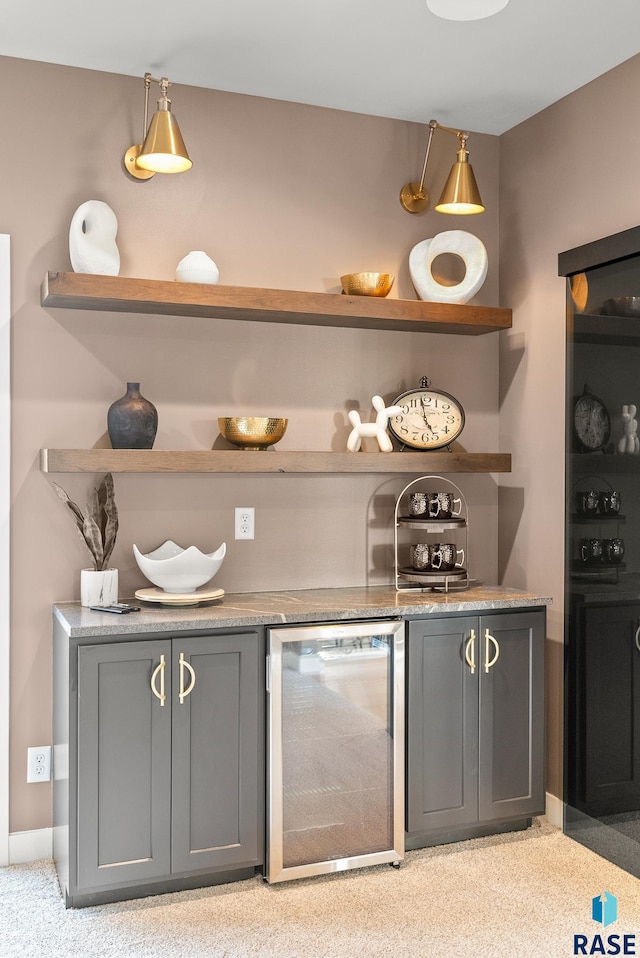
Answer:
[{"left": 3, "top": 0, "right": 640, "bottom": 135}]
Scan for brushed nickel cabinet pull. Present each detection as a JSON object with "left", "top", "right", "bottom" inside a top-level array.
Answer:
[
  {"left": 484, "top": 629, "right": 500, "bottom": 673},
  {"left": 150, "top": 654, "right": 166, "bottom": 706},
  {"left": 465, "top": 630, "right": 476, "bottom": 674},
  {"left": 635, "top": 624, "right": 640, "bottom": 653},
  {"left": 179, "top": 651, "right": 196, "bottom": 703}
]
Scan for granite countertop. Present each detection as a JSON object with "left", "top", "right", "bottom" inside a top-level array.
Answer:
[{"left": 53, "top": 584, "right": 552, "bottom": 638}]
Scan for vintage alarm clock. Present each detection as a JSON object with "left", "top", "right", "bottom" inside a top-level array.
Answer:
[
  {"left": 573, "top": 384, "right": 610, "bottom": 453},
  {"left": 389, "top": 376, "right": 465, "bottom": 450}
]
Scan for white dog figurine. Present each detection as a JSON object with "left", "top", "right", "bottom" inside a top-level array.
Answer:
[
  {"left": 618, "top": 404, "right": 640, "bottom": 454},
  {"left": 347, "top": 395, "right": 403, "bottom": 452}
]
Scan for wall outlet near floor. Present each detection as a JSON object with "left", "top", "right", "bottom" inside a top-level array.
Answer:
[
  {"left": 27, "top": 745, "right": 51, "bottom": 783},
  {"left": 235, "top": 507, "right": 255, "bottom": 540}
]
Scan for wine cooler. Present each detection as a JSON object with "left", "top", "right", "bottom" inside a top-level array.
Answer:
[{"left": 266, "top": 619, "right": 405, "bottom": 883}]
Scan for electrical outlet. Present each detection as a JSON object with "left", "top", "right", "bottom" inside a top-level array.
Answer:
[
  {"left": 27, "top": 746, "right": 51, "bottom": 783},
  {"left": 235, "top": 507, "right": 255, "bottom": 540}
]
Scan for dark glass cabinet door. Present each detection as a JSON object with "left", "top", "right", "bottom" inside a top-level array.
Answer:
[
  {"left": 561, "top": 225, "right": 640, "bottom": 878},
  {"left": 568, "top": 601, "right": 640, "bottom": 817}
]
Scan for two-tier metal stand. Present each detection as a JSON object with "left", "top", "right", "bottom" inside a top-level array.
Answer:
[{"left": 394, "top": 475, "right": 469, "bottom": 592}]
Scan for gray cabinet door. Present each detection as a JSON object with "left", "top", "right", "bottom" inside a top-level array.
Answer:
[
  {"left": 77, "top": 640, "right": 172, "bottom": 890},
  {"left": 76, "top": 631, "right": 263, "bottom": 894},
  {"left": 477, "top": 610, "right": 545, "bottom": 822},
  {"left": 407, "top": 608, "right": 546, "bottom": 837},
  {"left": 171, "top": 632, "right": 262, "bottom": 874},
  {"left": 406, "top": 616, "right": 479, "bottom": 832}
]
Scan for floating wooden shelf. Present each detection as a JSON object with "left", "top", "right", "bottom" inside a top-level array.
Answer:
[
  {"left": 40, "top": 449, "right": 512, "bottom": 475},
  {"left": 40, "top": 273, "right": 512, "bottom": 478},
  {"left": 41, "top": 272, "right": 512, "bottom": 336}
]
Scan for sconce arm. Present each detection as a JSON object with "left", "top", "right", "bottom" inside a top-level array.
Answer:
[
  {"left": 141, "top": 74, "right": 172, "bottom": 139},
  {"left": 142, "top": 73, "right": 152, "bottom": 143},
  {"left": 417, "top": 121, "right": 469, "bottom": 194},
  {"left": 415, "top": 120, "right": 438, "bottom": 196}
]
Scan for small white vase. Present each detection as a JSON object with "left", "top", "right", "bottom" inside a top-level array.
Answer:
[
  {"left": 80, "top": 568, "right": 118, "bottom": 608},
  {"left": 175, "top": 251, "right": 220, "bottom": 284},
  {"left": 69, "top": 200, "right": 120, "bottom": 276}
]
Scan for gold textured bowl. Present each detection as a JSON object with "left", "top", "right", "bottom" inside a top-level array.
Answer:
[
  {"left": 218, "top": 417, "right": 288, "bottom": 450},
  {"left": 340, "top": 272, "right": 394, "bottom": 297}
]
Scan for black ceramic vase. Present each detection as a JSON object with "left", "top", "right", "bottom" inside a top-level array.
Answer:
[{"left": 107, "top": 382, "right": 158, "bottom": 449}]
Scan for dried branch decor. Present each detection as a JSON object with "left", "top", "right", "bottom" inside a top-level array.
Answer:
[{"left": 53, "top": 473, "right": 119, "bottom": 571}]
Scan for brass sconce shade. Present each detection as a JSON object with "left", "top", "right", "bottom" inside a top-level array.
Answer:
[
  {"left": 124, "top": 73, "right": 192, "bottom": 180},
  {"left": 435, "top": 146, "right": 484, "bottom": 213},
  {"left": 400, "top": 119, "right": 485, "bottom": 215}
]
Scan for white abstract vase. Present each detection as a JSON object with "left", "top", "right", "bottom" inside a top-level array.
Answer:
[
  {"left": 69, "top": 200, "right": 120, "bottom": 276},
  {"left": 175, "top": 250, "right": 220, "bottom": 284},
  {"left": 80, "top": 568, "right": 118, "bottom": 608}
]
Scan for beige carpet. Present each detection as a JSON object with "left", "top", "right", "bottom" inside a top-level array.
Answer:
[{"left": 2, "top": 819, "right": 640, "bottom": 958}]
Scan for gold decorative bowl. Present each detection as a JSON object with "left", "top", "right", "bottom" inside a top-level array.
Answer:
[
  {"left": 340, "top": 272, "right": 394, "bottom": 297},
  {"left": 218, "top": 417, "right": 288, "bottom": 450}
]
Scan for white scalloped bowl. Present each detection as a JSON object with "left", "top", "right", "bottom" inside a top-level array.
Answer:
[{"left": 133, "top": 540, "right": 226, "bottom": 594}]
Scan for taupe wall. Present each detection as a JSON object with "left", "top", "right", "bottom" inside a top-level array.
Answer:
[
  {"left": 498, "top": 53, "right": 640, "bottom": 799},
  {"left": 2, "top": 56, "right": 501, "bottom": 833}
]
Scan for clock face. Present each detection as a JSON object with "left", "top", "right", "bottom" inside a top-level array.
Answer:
[
  {"left": 574, "top": 392, "right": 610, "bottom": 451},
  {"left": 389, "top": 386, "right": 465, "bottom": 450}
]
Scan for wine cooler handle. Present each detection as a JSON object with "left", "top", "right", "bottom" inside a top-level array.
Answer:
[
  {"left": 635, "top": 623, "right": 640, "bottom": 653},
  {"left": 150, "top": 654, "right": 166, "bottom": 706},
  {"left": 484, "top": 629, "right": 500, "bottom": 673},
  {"left": 179, "top": 651, "right": 196, "bottom": 704},
  {"left": 465, "top": 630, "right": 476, "bottom": 674}
]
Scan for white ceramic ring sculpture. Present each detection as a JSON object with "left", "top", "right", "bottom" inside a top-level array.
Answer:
[{"left": 409, "top": 230, "right": 488, "bottom": 305}]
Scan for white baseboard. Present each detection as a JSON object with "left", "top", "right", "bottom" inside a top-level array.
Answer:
[
  {"left": 545, "top": 791, "right": 563, "bottom": 829},
  {"left": 8, "top": 827, "right": 52, "bottom": 864}
]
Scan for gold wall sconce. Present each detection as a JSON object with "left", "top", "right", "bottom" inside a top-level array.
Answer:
[
  {"left": 124, "top": 73, "right": 192, "bottom": 180},
  {"left": 400, "top": 119, "right": 484, "bottom": 214}
]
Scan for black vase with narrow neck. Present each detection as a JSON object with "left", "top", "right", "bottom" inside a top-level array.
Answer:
[{"left": 107, "top": 382, "right": 158, "bottom": 449}]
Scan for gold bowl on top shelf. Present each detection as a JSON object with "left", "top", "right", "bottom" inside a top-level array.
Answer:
[
  {"left": 218, "top": 417, "right": 288, "bottom": 450},
  {"left": 340, "top": 272, "right": 394, "bottom": 297}
]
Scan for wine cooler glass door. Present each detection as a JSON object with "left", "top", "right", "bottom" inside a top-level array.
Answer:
[{"left": 267, "top": 619, "right": 405, "bottom": 883}]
